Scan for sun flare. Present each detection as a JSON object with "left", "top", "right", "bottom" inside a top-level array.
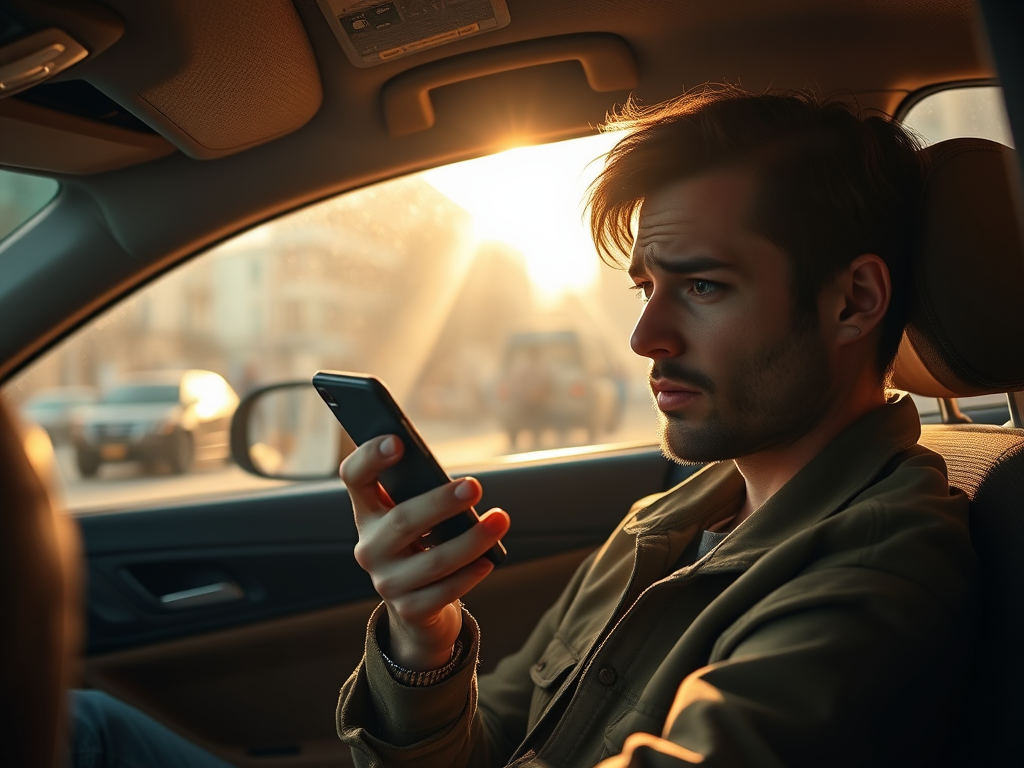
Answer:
[{"left": 423, "top": 133, "right": 623, "bottom": 303}]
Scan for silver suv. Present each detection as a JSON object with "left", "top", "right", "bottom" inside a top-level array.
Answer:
[{"left": 72, "top": 370, "right": 238, "bottom": 477}]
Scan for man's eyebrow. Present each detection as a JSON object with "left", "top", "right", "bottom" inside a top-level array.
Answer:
[{"left": 628, "top": 251, "right": 740, "bottom": 278}]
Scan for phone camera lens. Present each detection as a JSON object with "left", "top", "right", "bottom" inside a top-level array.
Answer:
[{"left": 316, "top": 387, "right": 337, "bottom": 406}]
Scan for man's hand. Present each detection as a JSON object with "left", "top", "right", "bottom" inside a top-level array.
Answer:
[{"left": 341, "top": 434, "right": 511, "bottom": 671}]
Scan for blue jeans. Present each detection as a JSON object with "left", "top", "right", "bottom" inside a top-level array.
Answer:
[{"left": 71, "top": 690, "right": 235, "bottom": 768}]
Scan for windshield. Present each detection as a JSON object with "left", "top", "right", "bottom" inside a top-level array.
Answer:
[{"left": 101, "top": 385, "right": 181, "bottom": 405}]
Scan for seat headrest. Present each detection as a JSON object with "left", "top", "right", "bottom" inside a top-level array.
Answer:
[{"left": 892, "top": 138, "right": 1024, "bottom": 398}]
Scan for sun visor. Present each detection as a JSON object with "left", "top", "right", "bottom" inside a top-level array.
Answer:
[
  {"left": 82, "top": 0, "right": 324, "bottom": 160},
  {"left": 0, "top": 97, "right": 173, "bottom": 174}
]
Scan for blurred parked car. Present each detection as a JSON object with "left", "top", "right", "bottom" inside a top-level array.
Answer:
[
  {"left": 72, "top": 370, "right": 239, "bottom": 477},
  {"left": 19, "top": 386, "right": 98, "bottom": 444},
  {"left": 495, "top": 330, "right": 625, "bottom": 447}
]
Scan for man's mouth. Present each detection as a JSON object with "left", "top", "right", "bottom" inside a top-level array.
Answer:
[{"left": 650, "top": 379, "right": 702, "bottom": 412}]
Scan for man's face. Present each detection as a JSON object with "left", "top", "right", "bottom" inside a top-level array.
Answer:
[{"left": 628, "top": 169, "right": 834, "bottom": 464}]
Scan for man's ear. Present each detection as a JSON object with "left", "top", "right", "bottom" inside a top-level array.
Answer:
[{"left": 833, "top": 254, "right": 891, "bottom": 346}]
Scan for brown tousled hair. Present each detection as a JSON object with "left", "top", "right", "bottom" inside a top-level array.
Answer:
[{"left": 586, "top": 85, "right": 926, "bottom": 375}]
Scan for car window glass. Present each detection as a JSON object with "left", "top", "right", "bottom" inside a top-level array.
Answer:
[
  {"left": 4, "top": 132, "right": 660, "bottom": 513},
  {"left": 902, "top": 85, "right": 1014, "bottom": 148},
  {"left": 0, "top": 168, "right": 59, "bottom": 242},
  {"left": 902, "top": 85, "right": 1014, "bottom": 425}
]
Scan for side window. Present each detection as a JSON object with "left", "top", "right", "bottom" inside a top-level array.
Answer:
[
  {"left": 0, "top": 168, "right": 59, "bottom": 241},
  {"left": 901, "top": 85, "right": 1014, "bottom": 425},
  {"left": 902, "top": 85, "right": 1013, "bottom": 148},
  {"left": 4, "top": 133, "right": 657, "bottom": 513}
]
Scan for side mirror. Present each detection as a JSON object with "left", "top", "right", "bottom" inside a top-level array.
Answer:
[{"left": 230, "top": 382, "right": 353, "bottom": 481}]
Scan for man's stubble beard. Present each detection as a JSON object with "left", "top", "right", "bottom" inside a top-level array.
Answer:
[{"left": 657, "top": 322, "right": 833, "bottom": 465}]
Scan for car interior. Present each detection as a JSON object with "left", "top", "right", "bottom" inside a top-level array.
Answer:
[{"left": 1, "top": 1, "right": 1022, "bottom": 766}]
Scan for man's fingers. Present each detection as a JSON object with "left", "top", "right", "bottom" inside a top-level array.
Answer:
[
  {"left": 374, "top": 477, "right": 484, "bottom": 554},
  {"left": 386, "top": 557, "right": 495, "bottom": 627},
  {"left": 477, "top": 507, "right": 511, "bottom": 539},
  {"left": 370, "top": 505, "right": 508, "bottom": 599},
  {"left": 340, "top": 435, "right": 403, "bottom": 515},
  {"left": 341, "top": 439, "right": 507, "bottom": 637}
]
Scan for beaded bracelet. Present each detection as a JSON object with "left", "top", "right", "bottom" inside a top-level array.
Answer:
[{"left": 381, "top": 638, "right": 465, "bottom": 687}]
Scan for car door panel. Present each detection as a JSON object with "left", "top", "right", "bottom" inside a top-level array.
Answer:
[
  {"left": 83, "top": 548, "right": 594, "bottom": 768},
  {"left": 79, "top": 446, "right": 683, "bottom": 653},
  {"left": 78, "top": 446, "right": 689, "bottom": 767},
  {"left": 85, "top": 543, "right": 371, "bottom": 654}
]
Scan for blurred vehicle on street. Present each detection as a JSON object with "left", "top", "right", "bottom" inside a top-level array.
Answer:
[
  {"left": 495, "top": 329, "right": 625, "bottom": 448},
  {"left": 19, "top": 386, "right": 98, "bottom": 444},
  {"left": 72, "top": 370, "right": 238, "bottom": 477}
]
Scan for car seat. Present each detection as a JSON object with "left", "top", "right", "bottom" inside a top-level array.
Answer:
[
  {"left": 891, "top": 137, "right": 1024, "bottom": 767},
  {"left": 0, "top": 402, "right": 83, "bottom": 767}
]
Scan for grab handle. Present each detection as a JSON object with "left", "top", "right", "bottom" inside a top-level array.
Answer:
[{"left": 382, "top": 33, "right": 638, "bottom": 136}]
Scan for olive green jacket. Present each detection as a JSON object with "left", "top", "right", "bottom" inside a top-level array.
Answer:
[{"left": 337, "top": 395, "right": 978, "bottom": 767}]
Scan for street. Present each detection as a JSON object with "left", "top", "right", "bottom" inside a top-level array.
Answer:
[{"left": 56, "top": 398, "right": 659, "bottom": 514}]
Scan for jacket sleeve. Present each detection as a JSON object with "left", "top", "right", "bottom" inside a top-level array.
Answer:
[{"left": 336, "top": 551, "right": 599, "bottom": 768}]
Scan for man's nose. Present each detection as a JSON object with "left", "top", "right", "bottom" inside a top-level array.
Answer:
[{"left": 630, "top": 295, "right": 684, "bottom": 360}]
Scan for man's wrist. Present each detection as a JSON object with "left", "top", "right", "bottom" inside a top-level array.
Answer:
[
  {"left": 383, "top": 600, "right": 465, "bottom": 671},
  {"left": 380, "top": 638, "right": 465, "bottom": 687}
]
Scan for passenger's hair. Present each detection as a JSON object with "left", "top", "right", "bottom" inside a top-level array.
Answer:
[{"left": 586, "top": 85, "right": 926, "bottom": 375}]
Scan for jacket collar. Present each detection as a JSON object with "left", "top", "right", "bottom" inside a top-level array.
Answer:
[{"left": 624, "top": 392, "right": 922, "bottom": 571}]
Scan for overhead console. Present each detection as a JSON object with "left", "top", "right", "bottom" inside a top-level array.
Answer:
[{"left": 316, "top": 0, "right": 511, "bottom": 68}]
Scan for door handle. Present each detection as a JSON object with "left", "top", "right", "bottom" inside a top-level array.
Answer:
[{"left": 158, "top": 581, "right": 244, "bottom": 610}]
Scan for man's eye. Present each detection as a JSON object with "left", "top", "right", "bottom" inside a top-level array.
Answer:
[
  {"left": 630, "top": 283, "right": 652, "bottom": 304},
  {"left": 690, "top": 280, "right": 720, "bottom": 297}
]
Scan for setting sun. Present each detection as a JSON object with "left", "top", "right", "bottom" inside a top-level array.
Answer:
[{"left": 423, "top": 132, "right": 623, "bottom": 304}]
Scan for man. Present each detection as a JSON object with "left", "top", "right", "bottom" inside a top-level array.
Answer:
[{"left": 335, "top": 87, "right": 978, "bottom": 767}]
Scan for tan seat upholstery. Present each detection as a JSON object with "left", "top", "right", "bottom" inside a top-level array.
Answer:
[
  {"left": 0, "top": 402, "right": 83, "bottom": 768},
  {"left": 917, "top": 426, "right": 1024, "bottom": 766},
  {"left": 892, "top": 138, "right": 1024, "bottom": 767}
]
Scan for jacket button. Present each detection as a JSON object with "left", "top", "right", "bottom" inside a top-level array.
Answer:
[
  {"left": 535, "top": 661, "right": 546, "bottom": 672},
  {"left": 598, "top": 666, "right": 617, "bottom": 686}
]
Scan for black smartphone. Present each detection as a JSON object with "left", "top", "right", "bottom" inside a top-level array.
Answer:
[{"left": 312, "top": 370, "right": 506, "bottom": 566}]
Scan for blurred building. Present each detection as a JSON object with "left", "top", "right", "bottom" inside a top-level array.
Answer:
[{"left": 9, "top": 177, "right": 474, "bottom": 405}]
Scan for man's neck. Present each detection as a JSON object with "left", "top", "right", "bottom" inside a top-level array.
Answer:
[{"left": 730, "top": 388, "right": 887, "bottom": 528}]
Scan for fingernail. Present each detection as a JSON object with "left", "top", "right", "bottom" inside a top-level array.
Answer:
[
  {"left": 380, "top": 436, "right": 398, "bottom": 456},
  {"left": 482, "top": 511, "right": 506, "bottom": 534},
  {"left": 454, "top": 479, "right": 476, "bottom": 500}
]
